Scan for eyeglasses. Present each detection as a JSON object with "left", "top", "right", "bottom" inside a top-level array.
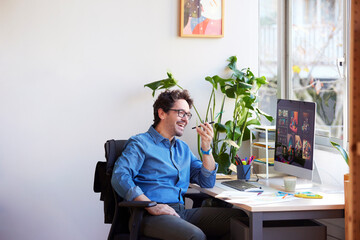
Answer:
[{"left": 169, "top": 109, "right": 192, "bottom": 120}]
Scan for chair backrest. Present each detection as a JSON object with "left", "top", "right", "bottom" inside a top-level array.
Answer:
[
  {"left": 104, "top": 139, "right": 131, "bottom": 239},
  {"left": 105, "top": 139, "right": 128, "bottom": 175}
]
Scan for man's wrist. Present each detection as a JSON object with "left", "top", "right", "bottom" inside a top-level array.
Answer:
[{"left": 201, "top": 147, "right": 212, "bottom": 155}]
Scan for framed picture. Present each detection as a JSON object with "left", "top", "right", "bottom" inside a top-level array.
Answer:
[{"left": 180, "top": 0, "right": 224, "bottom": 38}]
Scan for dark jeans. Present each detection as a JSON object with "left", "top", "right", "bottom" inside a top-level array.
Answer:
[{"left": 135, "top": 203, "right": 247, "bottom": 240}]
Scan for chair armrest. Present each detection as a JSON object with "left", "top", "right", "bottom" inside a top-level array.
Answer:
[
  {"left": 118, "top": 201, "right": 157, "bottom": 208},
  {"left": 184, "top": 192, "right": 211, "bottom": 200},
  {"left": 184, "top": 192, "right": 212, "bottom": 208},
  {"left": 117, "top": 201, "right": 156, "bottom": 240}
]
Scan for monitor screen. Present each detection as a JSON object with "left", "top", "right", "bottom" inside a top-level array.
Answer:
[{"left": 274, "top": 99, "right": 316, "bottom": 180}]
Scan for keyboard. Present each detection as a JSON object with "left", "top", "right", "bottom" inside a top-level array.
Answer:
[{"left": 221, "top": 180, "right": 262, "bottom": 192}]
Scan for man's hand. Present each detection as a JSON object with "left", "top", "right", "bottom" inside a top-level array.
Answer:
[
  {"left": 196, "top": 122, "right": 214, "bottom": 151},
  {"left": 196, "top": 122, "right": 216, "bottom": 171},
  {"left": 146, "top": 204, "right": 180, "bottom": 217},
  {"left": 134, "top": 194, "right": 180, "bottom": 217}
]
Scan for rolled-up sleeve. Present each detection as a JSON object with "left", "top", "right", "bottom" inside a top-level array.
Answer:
[
  {"left": 189, "top": 152, "right": 218, "bottom": 188},
  {"left": 111, "top": 139, "right": 145, "bottom": 201}
]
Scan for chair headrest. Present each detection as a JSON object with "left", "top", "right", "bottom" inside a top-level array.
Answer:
[{"left": 104, "top": 139, "right": 128, "bottom": 175}]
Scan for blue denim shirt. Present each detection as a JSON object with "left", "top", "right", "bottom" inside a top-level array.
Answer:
[{"left": 111, "top": 126, "right": 218, "bottom": 204}]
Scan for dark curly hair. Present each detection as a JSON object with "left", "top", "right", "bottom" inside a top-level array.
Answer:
[{"left": 153, "top": 89, "right": 193, "bottom": 127}]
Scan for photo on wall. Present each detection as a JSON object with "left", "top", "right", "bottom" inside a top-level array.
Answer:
[{"left": 180, "top": 0, "right": 224, "bottom": 37}]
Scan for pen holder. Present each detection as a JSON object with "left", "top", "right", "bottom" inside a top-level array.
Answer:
[{"left": 237, "top": 165, "right": 251, "bottom": 180}]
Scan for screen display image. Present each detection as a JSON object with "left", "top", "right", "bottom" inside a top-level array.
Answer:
[{"left": 275, "top": 100, "right": 315, "bottom": 171}]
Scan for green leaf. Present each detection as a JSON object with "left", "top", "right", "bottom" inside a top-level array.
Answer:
[
  {"left": 213, "top": 75, "right": 234, "bottom": 87},
  {"left": 166, "top": 72, "right": 173, "bottom": 78},
  {"left": 242, "top": 96, "right": 256, "bottom": 108},
  {"left": 235, "top": 87, "right": 249, "bottom": 96},
  {"left": 144, "top": 72, "right": 178, "bottom": 97},
  {"left": 246, "top": 118, "right": 261, "bottom": 126},
  {"left": 241, "top": 127, "right": 252, "bottom": 141},
  {"left": 246, "top": 68, "right": 254, "bottom": 78},
  {"left": 205, "top": 76, "right": 217, "bottom": 89},
  {"left": 224, "top": 120, "right": 234, "bottom": 139},
  {"left": 216, "top": 152, "right": 231, "bottom": 174},
  {"left": 236, "top": 81, "right": 253, "bottom": 89},
  {"left": 223, "top": 139, "right": 240, "bottom": 149},
  {"left": 144, "top": 81, "right": 162, "bottom": 91},
  {"left": 256, "top": 76, "right": 268, "bottom": 85},
  {"left": 233, "top": 126, "right": 242, "bottom": 140},
  {"left": 214, "top": 123, "right": 227, "bottom": 132},
  {"left": 255, "top": 108, "right": 274, "bottom": 122},
  {"left": 225, "top": 86, "right": 236, "bottom": 98},
  {"left": 330, "top": 141, "right": 349, "bottom": 165},
  {"left": 224, "top": 120, "right": 234, "bottom": 130},
  {"left": 232, "top": 69, "right": 244, "bottom": 79},
  {"left": 227, "top": 56, "right": 237, "bottom": 71}
]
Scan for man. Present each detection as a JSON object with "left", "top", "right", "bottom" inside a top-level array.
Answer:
[{"left": 111, "top": 89, "right": 246, "bottom": 240}]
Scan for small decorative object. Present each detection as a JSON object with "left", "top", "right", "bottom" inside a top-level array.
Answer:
[{"left": 180, "top": 0, "right": 224, "bottom": 38}]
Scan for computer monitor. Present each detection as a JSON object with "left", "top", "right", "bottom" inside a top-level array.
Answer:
[{"left": 274, "top": 99, "right": 316, "bottom": 180}]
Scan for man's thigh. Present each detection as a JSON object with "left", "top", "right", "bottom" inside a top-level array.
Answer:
[
  {"left": 140, "top": 214, "right": 206, "bottom": 240},
  {"left": 183, "top": 207, "right": 248, "bottom": 238}
]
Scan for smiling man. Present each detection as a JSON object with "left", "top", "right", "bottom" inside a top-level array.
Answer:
[{"left": 111, "top": 89, "right": 246, "bottom": 240}]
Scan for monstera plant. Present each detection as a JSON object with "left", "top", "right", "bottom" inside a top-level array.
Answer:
[
  {"left": 204, "top": 56, "right": 273, "bottom": 173},
  {"left": 144, "top": 56, "right": 273, "bottom": 174}
]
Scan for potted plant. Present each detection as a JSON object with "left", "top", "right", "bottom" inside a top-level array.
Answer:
[
  {"left": 204, "top": 56, "right": 273, "bottom": 173},
  {"left": 144, "top": 56, "right": 273, "bottom": 174}
]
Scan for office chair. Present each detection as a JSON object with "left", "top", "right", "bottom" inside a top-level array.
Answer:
[{"left": 94, "top": 139, "right": 210, "bottom": 240}]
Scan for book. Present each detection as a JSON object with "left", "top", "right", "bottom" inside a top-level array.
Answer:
[
  {"left": 252, "top": 141, "right": 275, "bottom": 149},
  {"left": 253, "top": 158, "right": 274, "bottom": 166},
  {"left": 253, "top": 125, "right": 276, "bottom": 131}
]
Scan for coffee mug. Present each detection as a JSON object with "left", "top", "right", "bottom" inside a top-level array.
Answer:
[{"left": 283, "top": 176, "right": 297, "bottom": 192}]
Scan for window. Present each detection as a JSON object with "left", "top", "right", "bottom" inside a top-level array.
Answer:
[
  {"left": 258, "top": 0, "right": 278, "bottom": 125},
  {"left": 258, "top": 0, "right": 348, "bottom": 146}
]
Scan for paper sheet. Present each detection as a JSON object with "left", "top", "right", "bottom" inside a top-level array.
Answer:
[
  {"left": 216, "top": 191, "right": 297, "bottom": 205},
  {"left": 216, "top": 191, "right": 259, "bottom": 199}
]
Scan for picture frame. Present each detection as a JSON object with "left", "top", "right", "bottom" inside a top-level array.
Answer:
[{"left": 180, "top": 0, "right": 224, "bottom": 38}]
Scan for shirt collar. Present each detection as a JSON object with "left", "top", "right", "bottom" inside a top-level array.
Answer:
[{"left": 148, "top": 125, "right": 177, "bottom": 146}]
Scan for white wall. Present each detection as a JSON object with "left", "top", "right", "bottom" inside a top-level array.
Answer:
[{"left": 0, "top": 1, "right": 259, "bottom": 239}]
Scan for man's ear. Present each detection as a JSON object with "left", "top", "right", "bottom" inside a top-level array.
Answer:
[{"left": 158, "top": 108, "right": 166, "bottom": 120}]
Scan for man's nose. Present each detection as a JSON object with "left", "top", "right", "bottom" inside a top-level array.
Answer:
[{"left": 181, "top": 115, "right": 189, "bottom": 123}]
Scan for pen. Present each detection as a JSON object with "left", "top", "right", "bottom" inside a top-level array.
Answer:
[
  {"left": 248, "top": 156, "right": 255, "bottom": 165},
  {"left": 192, "top": 121, "right": 215, "bottom": 129},
  {"left": 282, "top": 194, "right": 288, "bottom": 199},
  {"left": 235, "top": 155, "right": 242, "bottom": 165},
  {"left": 277, "top": 191, "right": 294, "bottom": 196}
]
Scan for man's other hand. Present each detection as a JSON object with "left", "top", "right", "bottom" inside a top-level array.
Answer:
[{"left": 146, "top": 204, "right": 180, "bottom": 217}]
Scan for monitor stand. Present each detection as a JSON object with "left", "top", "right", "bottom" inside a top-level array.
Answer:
[
  {"left": 258, "top": 161, "right": 323, "bottom": 191},
  {"left": 287, "top": 162, "right": 322, "bottom": 190},
  {"left": 312, "top": 160, "right": 322, "bottom": 185}
]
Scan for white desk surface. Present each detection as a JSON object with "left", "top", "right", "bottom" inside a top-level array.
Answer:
[{"left": 190, "top": 177, "right": 345, "bottom": 213}]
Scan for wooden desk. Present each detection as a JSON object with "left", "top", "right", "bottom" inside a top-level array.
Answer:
[{"left": 190, "top": 178, "right": 345, "bottom": 240}]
